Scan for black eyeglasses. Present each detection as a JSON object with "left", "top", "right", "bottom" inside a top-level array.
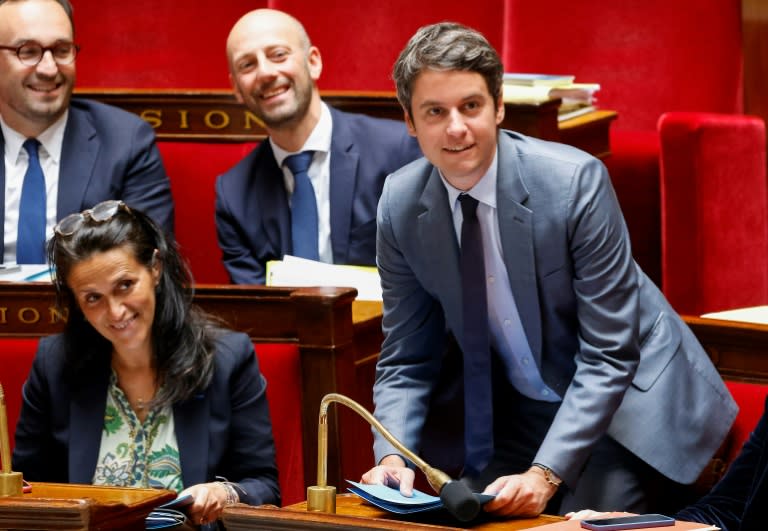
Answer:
[
  {"left": 54, "top": 200, "right": 131, "bottom": 237},
  {"left": 0, "top": 40, "right": 79, "bottom": 66}
]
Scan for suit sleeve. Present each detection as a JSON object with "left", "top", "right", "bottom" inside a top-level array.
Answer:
[
  {"left": 118, "top": 118, "right": 175, "bottom": 235},
  {"left": 215, "top": 175, "right": 267, "bottom": 285},
  {"left": 533, "top": 156, "right": 642, "bottom": 486},
  {"left": 214, "top": 334, "right": 280, "bottom": 506},
  {"left": 371, "top": 178, "right": 446, "bottom": 463}
]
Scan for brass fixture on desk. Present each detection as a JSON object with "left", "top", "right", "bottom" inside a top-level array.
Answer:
[
  {"left": 307, "top": 393, "right": 481, "bottom": 522},
  {"left": 0, "top": 383, "right": 23, "bottom": 496}
]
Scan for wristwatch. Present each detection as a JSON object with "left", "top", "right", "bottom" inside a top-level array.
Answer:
[{"left": 532, "top": 463, "right": 563, "bottom": 488}]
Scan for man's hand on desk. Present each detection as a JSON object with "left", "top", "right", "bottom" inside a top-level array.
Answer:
[
  {"left": 360, "top": 454, "right": 416, "bottom": 497},
  {"left": 480, "top": 467, "right": 558, "bottom": 517},
  {"left": 362, "top": 457, "right": 559, "bottom": 518}
]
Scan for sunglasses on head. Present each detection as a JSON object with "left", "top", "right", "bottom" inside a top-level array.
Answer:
[{"left": 54, "top": 200, "right": 131, "bottom": 237}]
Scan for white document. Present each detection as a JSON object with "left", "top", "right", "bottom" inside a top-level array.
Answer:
[
  {"left": 0, "top": 264, "right": 53, "bottom": 282},
  {"left": 266, "top": 255, "right": 382, "bottom": 301}
]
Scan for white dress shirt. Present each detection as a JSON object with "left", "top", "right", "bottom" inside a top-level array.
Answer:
[
  {"left": 270, "top": 102, "right": 333, "bottom": 264},
  {"left": 2, "top": 112, "right": 67, "bottom": 264}
]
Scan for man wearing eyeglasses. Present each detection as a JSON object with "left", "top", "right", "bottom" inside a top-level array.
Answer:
[{"left": 0, "top": 0, "right": 174, "bottom": 265}]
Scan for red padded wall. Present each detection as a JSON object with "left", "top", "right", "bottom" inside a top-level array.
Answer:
[
  {"left": 72, "top": 0, "right": 504, "bottom": 91},
  {"left": 271, "top": 0, "right": 504, "bottom": 91},
  {"left": 72, "top": 1, "right": 268, "bottom": 88},
  {"left": 502, "top": 0, "right": 744, "bottom": 131}
]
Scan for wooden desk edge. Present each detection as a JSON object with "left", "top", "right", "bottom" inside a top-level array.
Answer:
[{"left": 222, "top": 494, "right": 563, "bottom": 530}]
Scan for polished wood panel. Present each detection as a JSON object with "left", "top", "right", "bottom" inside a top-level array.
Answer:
[
  {"left": 223, "top": 494, "right": 562, "bottom": 530},
  {"left": 683, "top": 315, "right": 768, "bottom": 384},
  {"left": 72, "top": 89, "right": 613, "bottom": 158},
  {"left": 0, "top": 482, "right": 175, "bottom": 530}
]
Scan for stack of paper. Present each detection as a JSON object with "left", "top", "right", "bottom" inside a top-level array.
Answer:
[
  {"left": 266, "top": 255, "right": 382, "bottom": 301},
  {"left": 503, "top": 73, "right": 600, "bottom": 122}
]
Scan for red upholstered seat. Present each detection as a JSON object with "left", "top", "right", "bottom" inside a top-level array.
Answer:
[
  {"left": 660, "top": 112, "right": 768, "bottom": 315},
  {"left": 2, "top": 339, "right": 39, "bottom": 450},
  {"left": 255, "top": 343, "right": 305, "bottom": 506},
  {"left": 723, "top": 381, "right": 768, "bottom": 464},
  {"left": 158, "top": 142, "right": 258, "bottom": 285}
]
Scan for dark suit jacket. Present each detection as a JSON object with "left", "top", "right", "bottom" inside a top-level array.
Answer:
[
  {"left": 12, "top": 331, "right": 280, "bottom": 507},
  {"left": 373, "top": 130, "right": 736, "bottom": 487},
  {"left": 0, "top": 98, "right": 174, "bottom": 262},
  {"left": 675, "top": 396, "right": 768, "bottom": 531},
  {"left": 215, "top": 106, "right": 421, "bottom": 284}
]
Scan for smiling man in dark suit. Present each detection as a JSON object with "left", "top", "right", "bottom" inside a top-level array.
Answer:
[
  {"left": 0, "top": 0, "right": 174, "bottom": 265},
  {"left": 216, "top": 9, "right": 421, "bottom": 285}
]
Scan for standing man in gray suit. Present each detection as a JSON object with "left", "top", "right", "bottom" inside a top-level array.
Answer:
[
  {"left": 361, "top": 22, "right": 736, "bottom": 517},
  {"left": 0, "top": 0, "right": 173, "bottom": 264}
]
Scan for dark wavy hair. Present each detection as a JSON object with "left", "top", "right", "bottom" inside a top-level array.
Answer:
[
  {"left": 393, "top": 22, "right": 503, "bottom": 119},
  {"left": 47, "top": 204, "right": 219, "bottom": 408}
]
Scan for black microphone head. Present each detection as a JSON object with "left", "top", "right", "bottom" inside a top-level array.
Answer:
[{"left": 439, "top": 480, "right": 481, "bottom": 522}]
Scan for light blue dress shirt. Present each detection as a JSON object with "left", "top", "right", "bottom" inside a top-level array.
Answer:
[{"left": 440, "top": 150, "right": 560, "bottom": 403}]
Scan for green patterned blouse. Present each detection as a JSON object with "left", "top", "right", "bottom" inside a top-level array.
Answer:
[{"left": 92, "top": 372, "right": 184, "bottom": 491}]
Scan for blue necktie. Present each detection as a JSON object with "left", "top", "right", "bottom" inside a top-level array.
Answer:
[
  {"left": 459, "top": 193, "right": 493, "bottom": 476},
  {"left": 285, "top": 151, "right": 319, "bottom": 261},
  {"left": 16, "top": 139, "right": 47, "bottom": 264}
]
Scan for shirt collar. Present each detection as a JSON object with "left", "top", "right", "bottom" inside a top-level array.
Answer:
[
  {"left": 0, "top": 110, "right": 69, "bottom": 164},
  {"left": 440, "top": 146, "right": 499, "bottom": 211},
  {"left": 271, "top": 101, "right": 333, "bottom": 165}
]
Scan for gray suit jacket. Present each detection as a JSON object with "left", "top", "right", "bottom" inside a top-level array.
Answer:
[
  {"left": 373, "top": 130, "right": 737, "bottom": 486},
  {"left": 0, "top": 98, "right": 174, "bottom": 262}
]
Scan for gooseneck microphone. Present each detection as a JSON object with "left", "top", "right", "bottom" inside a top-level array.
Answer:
[{"left": 306, "top": 393, "right": 481, "bottom": 522}]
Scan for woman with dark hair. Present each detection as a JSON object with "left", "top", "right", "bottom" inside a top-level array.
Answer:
[{"left": 12, "top": 200, "right": 280, "bottom": 525}]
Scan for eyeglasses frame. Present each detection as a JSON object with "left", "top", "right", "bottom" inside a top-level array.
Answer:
[
  {"left": 0, "top": 40, "right": 79, "bottom": 66},
  {"left": 54, "top": 200, "right": 131, "bottom": 237}
]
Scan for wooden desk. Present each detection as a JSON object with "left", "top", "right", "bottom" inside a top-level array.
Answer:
[
  {"left": 223, "top": 494, "right": 562, "bottom": 530},
  {"left": 0, "top": 482, "right": 174, "bottom": 530},
  {"left": 73, "top": 89, "right": 615, "bottom": 159},
  {"left": 682, "top": 315, "right": 768, "bottom": 383}
]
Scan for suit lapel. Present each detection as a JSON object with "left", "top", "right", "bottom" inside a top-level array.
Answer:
[
  {"left": 174, "top": 390, "right": 209, "bottom": 488},
  {"left": 69, "top": 372, "right": 110, "bottom": 484},
  {"left": 328, "top": 110, "right": 357, "bottom": 263},
  {"left": 496, "top": 133, "right": 543, "bottom": 361},
  {"left": 417, "top": 168, "right": 463, "bottom": 327},
  {"left": 58, "top": 108, "right": 99, "bottom": 219},
  {"left": 254, "top": 143, "right": 292, "bottom": 256}
]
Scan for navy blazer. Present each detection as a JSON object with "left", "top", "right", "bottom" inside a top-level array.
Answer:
[
  {"left": 215, "top": 106, "right": 421, "bottom": 284},
  {"left": 676, "top": 396, "right": 768, "bottom": 531},
  {"left": 12, "top": 331, "right": 280, "bottom": 507},
  {"left": 0, "top": 98, "right": 174, "bottom": 262}
]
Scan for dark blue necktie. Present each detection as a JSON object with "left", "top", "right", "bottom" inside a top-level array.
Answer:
[
  {"left": 16, "top": 139, "right": 47, "bottom": 264},
  {"left": 458, "top": 193, "right": 493, "bottom": 476},
  {"left": 285, "top": 151, "right": 319, "bottom": 261}
]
